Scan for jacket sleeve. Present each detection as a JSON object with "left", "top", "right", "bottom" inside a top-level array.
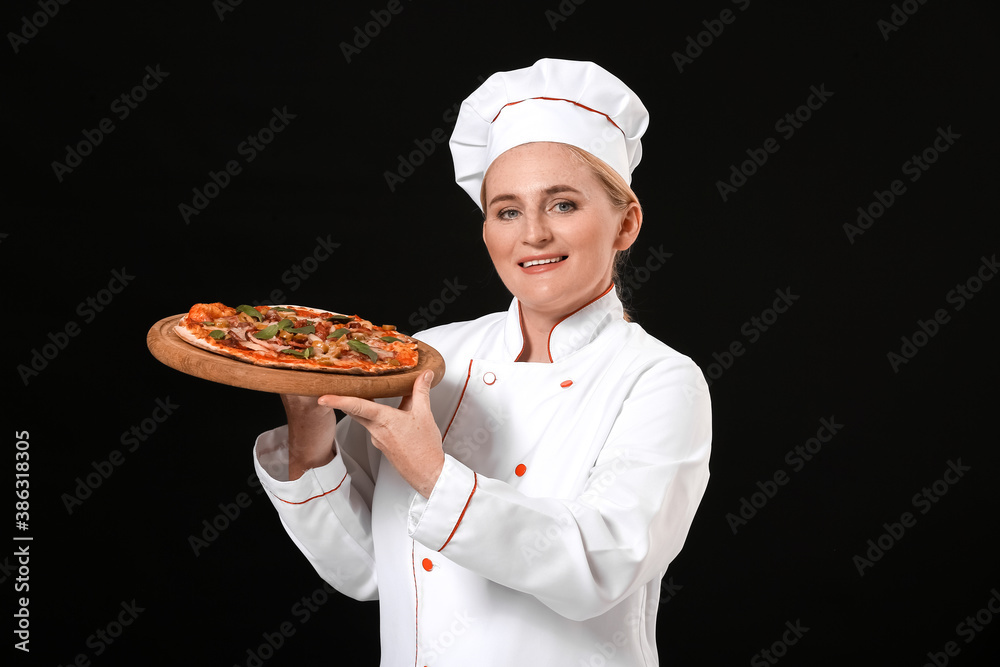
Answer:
[
  {"left": 254, "top": 415, "right": 383, "bottom": 601},
  {"left": 406, "top": 356, "right": 712, "bottom": 621}
]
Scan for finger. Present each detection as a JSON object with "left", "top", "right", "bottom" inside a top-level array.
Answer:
[
  {"left": 281, "top": 393, "right": 333, "bottom": 416},
  {"left": 319, "top": 395, "right": 383, "bottom": 424},
  {"left": 398, "top": 370, "right": 434, "bottom": 412},
  {"left": 417, "top": 370, "right": 435, "bottom": 393}
]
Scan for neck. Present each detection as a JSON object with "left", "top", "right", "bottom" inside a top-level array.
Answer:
[
  {"left": 516, "top": 309, "right": 561, "bottom": 363},
  {"left": 514, "top": 285, "right": 615, "bottom": 363}
]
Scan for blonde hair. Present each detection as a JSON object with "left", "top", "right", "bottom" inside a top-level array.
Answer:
[{"left": 480, "top": 142, "right": 642, "bottom": 320}]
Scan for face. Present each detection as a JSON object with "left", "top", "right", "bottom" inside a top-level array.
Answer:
[{"left": 481, "top": 142, "right": 640, "bottom": 323}]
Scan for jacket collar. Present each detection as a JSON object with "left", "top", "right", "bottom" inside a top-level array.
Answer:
[{"left": 503, "top": 285, "right": 625, "bottom": 362}]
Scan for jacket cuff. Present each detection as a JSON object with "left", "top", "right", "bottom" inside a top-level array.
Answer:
[
  {"left": 407, "top": 454, "right": 478, "bottom": 552},
  {"left": 253, "top": 425, "right": 348, "bottom": 505}
]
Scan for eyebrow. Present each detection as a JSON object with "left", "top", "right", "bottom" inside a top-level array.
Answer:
[{"left": 487, "top": 185, "right": 584, "bottom": 208}]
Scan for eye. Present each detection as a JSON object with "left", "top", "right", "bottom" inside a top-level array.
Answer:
[
  {"left": 553, "top": 201, "right": 576, "bottom": 213},
  {"left": 496, "top": 208, "right": 520, "bottom": 221}
]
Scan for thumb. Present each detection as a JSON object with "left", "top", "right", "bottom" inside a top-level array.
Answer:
[
  {"left": 417, "top": 369, "right": 435, "bottom": 394},
  {"left": 399, "top": 370, "right": 434, "bottom": 412}
]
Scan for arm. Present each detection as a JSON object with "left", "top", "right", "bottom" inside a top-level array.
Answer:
[
  {"left": 281, "top": 393, "right": 338, "bottom": 481},
  {"left": 254, "top": 395, "right": 381, "bottom": 601},
  {"left": 331, "top": 359, "right": 712, "bottom": 620}
]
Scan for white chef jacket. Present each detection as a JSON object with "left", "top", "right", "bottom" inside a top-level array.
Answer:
[{"left": 254, "top": 287, "right": 712, "bottom": 666}]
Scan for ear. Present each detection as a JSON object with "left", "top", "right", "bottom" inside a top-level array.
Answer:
[{"left": 612, "top": 201, "right": 642, "bottom": 252}]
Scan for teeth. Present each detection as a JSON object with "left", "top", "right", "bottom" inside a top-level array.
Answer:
[{"left": 522, "top": 257, "right": 566, "bottom": 268}]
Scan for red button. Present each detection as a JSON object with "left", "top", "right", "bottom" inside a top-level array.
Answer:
[
  {"left": 515, "top": 464, "right": 527, "bottom": 477},
  {"left": 422, "top": 558, "right": 433, "bottom": 572},
  {"left": 483, "top": 372, "right": 496, "bottom": 385},
  {"left": 560, "top": 380, "right": 573, "bottom": 388}
]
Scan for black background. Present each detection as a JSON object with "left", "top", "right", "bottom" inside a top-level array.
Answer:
[{"left": 4, "top": 0, "right": 998, "bottom": 665}]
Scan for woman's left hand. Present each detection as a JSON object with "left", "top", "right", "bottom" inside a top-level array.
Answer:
[{"left": 318, "top": 370, "right": 444, "bottom": 498}]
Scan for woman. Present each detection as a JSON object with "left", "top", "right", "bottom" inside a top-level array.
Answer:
[{"left": 254, "top": 58, "right": 712, "bottom": 665}]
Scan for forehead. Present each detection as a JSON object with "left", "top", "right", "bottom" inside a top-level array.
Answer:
[{"left": 484, "top": 142, "right": 600, "bottom": 197}]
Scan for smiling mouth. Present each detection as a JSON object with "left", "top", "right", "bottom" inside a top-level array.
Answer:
[{"left": 520, "top": 256, "right": 567, "bottom": 268}]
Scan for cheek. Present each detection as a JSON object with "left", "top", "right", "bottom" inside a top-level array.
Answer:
[{"left": 482, "top": 225, "right": 511, "bottom": 261}]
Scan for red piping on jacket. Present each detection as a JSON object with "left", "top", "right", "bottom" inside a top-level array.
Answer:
[
  {"left": 544, "top": 284, "right": 615, "bottom": 362},
  {"left": 272, "top": 470, "right": 348, "bottom": 505},
  {"left": 411, "top": 541, "right": 419, "bottom": 667},
  {"left": 438, "top": 473, "right": 478, "bottom": 552},
  {"left": 442, "top": 359, "right": 474, "bottom": 441},
  {"left": 516, "top": 283, "right": 616, "bottom": 362}
]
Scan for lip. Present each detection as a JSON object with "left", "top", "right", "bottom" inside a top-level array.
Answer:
[{"left": 517, "top": 254, "right": 568, "bottom": 270}]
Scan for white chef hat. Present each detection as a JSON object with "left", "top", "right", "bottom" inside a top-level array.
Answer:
[{"left": 450, "top": 58, "right": 649, "bottom": 209}]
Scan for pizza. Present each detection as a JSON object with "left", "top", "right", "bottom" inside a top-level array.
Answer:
[{"left": 174, "top": 302, "right": 418, "bottom": 375}]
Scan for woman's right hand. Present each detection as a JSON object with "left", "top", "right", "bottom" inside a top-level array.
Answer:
[{"left": 280, "top": 394, "right": 339, "bottom": 480}]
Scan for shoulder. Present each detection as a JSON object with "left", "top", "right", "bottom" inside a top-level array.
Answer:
[{"left": 613, "top": 320, "right": 707, "bottom": 387}]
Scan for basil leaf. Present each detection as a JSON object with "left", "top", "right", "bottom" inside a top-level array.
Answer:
[
  {"left": 326, "top": 315, "right": 351, "bottom": 323},
  {"left": 347, "top": 339, "right": 378, "bottom": 362},
  {"left": 380, "top": 336, "right": 403, "bottom": 343},
  {"left": 276, "top": 319, "right": 293, "bottom": 330},
  {"left": 254, "top": 324, "right": 279, "bottom": 339},
  {"left": 281, "top": 347, "right": 313, "bottom": 359},
  {"left": 288, "top": 324, "right": 316, "bottom": 335},
  {"left": 237, "top": 304, "right": 264, "bottom": 321},
  {"left": 327, "top": 328, "right": 349, "bottom": 339},
  {"left": 272, "top": 306, "right": 296, "bottom": 312},
  {"left": 209, "top": 330, "right": 226, "bottom": 340}
]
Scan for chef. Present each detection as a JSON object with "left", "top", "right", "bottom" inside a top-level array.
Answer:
[{"left": 254, "top": 58, "right": 712, "bottom": 666}]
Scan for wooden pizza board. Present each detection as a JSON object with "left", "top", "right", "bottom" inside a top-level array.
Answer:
[{"left": 146, "top": 314, "right": 445, "bottom": 398}]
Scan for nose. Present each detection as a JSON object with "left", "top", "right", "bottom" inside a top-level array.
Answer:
[{"left": 522, "top": 211, "right": 552, "bottom": 245}]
